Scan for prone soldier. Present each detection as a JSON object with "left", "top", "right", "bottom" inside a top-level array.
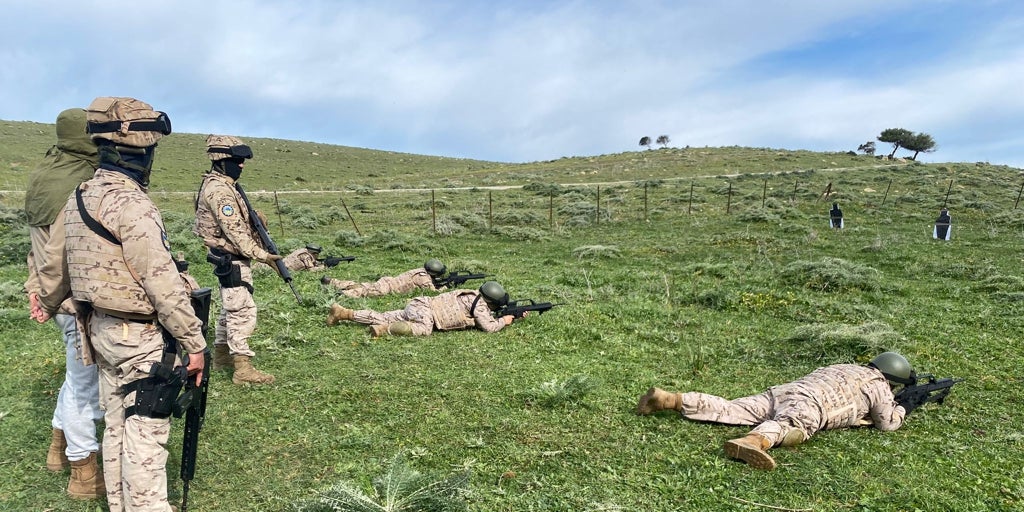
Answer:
[
  {"left": 326, "top": 281, "right": 520, "bottom": 337},
  {"left": 636, "top": 352, "right": 928, "bottom": 470}
]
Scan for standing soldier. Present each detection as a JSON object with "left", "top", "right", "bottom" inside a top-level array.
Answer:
[
  {"left": 321, "top": 258, "right": 447, "bottom": 297},
  {"left": 635, "top": 352, "right": 913, "bottom": 470},
  {"left": 34, "top": 96, "right": 206, "bottom": 511},
  {"left": 24, "top": 107, "right": 104, "bottom": 499},
  {"left": 326, "top": 280, "right": 517, "bottom": 337},
  {"left": 193, "top": 135, "right": 279, "bottom": 384}
]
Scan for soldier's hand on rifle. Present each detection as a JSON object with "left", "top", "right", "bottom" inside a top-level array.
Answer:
[
  {"left": 501, "top": 314, "right": 516, "bottom": 326},
  {"left": 261, "top": 253, "right": 283, "bottom": 265},
  {"left": 186, "top": 351, "right": 206, "bottom": 387}
]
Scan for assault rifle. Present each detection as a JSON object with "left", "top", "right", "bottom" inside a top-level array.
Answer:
[
  {"left": 497, "top": 299, "right": 564, "bottom": 319},
  {"left": 320, "top": 255, "right": 356, "bottom": 267},
  {"left": 234, "top": 184, "right": 302, "bottom": 303},
  {"left": 173, "top": 287, "right": 213, "bottom": 512},
  {"left": 435, "top": 270, "right": 490, "bottom": 289},
  {"left": 894, "top": 373, "right": 963, "bottom": 415}
]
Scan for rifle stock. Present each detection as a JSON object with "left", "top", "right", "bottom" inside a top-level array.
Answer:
[{"left": 234, "top": 184, "right": 302, "bottom": 303}]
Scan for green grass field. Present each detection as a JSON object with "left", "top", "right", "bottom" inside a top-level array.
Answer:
[{"left": 1, "top": 121, "right": 1022, "bottom": 511}]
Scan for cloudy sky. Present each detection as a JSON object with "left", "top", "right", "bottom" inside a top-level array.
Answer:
[{"left": 2, "top": 1, "right": 1022, "bottom": 167}]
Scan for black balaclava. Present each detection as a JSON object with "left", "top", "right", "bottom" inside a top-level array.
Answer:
[
  {"left": 214, "top": 157, "right": 245, "bottom": 181},
  {"left": 97, "top": 141, "right": 156, "bottom": 188}
]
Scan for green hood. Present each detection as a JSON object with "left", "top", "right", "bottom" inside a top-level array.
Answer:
[{"left": 24, "top": 108, "right": 100, "bottom": 227}]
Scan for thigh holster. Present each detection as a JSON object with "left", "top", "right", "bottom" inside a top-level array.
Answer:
[{"left": 122, "top": 363, "right": 184, "bottom": 420}]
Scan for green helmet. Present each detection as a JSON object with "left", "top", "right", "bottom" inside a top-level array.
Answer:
[
  {"left": 424, "top": 258, "right": 446, "bottom": 277},
  {"left": 479, "top": 281, "right": 509, "bottom": 308},
  {"left": 869, "top": 352, "right": 914, "bottom": 385},
  {"left": 305, "top": 244, "right": 323, "bottom": 254}
]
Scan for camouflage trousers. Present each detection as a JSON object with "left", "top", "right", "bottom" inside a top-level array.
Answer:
[
  {"left": 351, "top": 297, "right": 436, "bottom": 336},
  {"left": 680, "top": 386, "right": 821, "bottom": 447},
  {"left": 52, "top": 313, "right": 102, "bottom": 461},
  {"left": 215, "top": 260, "right": 257, "bottom": 357},
  {"left": 341, "top": 275, "right": 422, "bottom": 298},
  {"left": 89, "top": 311, "right": 174, "bottom": 511}
]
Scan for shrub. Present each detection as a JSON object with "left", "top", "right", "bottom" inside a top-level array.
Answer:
[{"left": 780, "top": 257, "right": 882, "bottom": 292}]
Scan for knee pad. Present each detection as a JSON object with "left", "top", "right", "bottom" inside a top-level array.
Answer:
[{"left": 388, "top": 321, "right": 414, "bottom": 336}]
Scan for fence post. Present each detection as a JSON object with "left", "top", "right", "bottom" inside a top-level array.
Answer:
[
  {"left": 549, "top": 192, "right": 554, "bottom": 229},
  {"left": 1015, "top": 181, "right": 1024, "bottom": 210},
  {"left": 488, "top": 190, "right": 493, "bottom": 230},
  {"left": 273, "top": 191, "right": 284, "bottom": 238},
  {"left": 762, "top": 179, "right": 767, "bottom": 207},
  {"left": 726, "top": 182, "right": 733, "bottom": 214},
  {"left": 881, "top": 179, "right": 892, "bottom": 207},
  {"left": 688, "top": 182, "right": 694, "bottom": 214},
  {"left": 596, "top": 185, "right": 601, "bottom": 225},
  {"left": 339, "top": 195, "right": 361, "bottom": 236},
  {"left": 792, "top": 181, "right": 798, "bottom": 203},
  {"left": 644, "top": 182, "right": 649, "bottom": 221},
  {"left": 431, "top": 189, "right": 436, "bottom": 234}
]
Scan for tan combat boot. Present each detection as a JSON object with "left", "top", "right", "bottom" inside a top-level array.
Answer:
[
  {"left": 67, "top": 452, "right": 105, "bottom": 500},
  {"left": 635, "top": 387, "right": 682, "bottom": 415},
  {"left": 368, "top": 324, "right": 388, "bottom": 338},
  {"left": 724, "top": 433, "right": 776, "bottom": 470},
  {"left": 232, "top": 355, "right": 275, "bottom": 385},
  {"left": 47, "top": 428, "right": 69, "bottom": 471},
  {"left": 212, "top": 344, "right": 233, "bottom": 370},
  {"left": 326, "top": 303, "right": 354, "bottom": 326}
]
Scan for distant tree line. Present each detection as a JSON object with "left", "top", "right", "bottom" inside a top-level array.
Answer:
[
  {"left": 639, "top": 135, "right": 671, "bottom": 150},
  {"left": 858, "top": 128, "right": 936, "bottom": 160}
]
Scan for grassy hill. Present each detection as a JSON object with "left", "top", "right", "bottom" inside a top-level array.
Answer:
[{"left": 1, "top": 119, "right": 1023, "bottom": 511}]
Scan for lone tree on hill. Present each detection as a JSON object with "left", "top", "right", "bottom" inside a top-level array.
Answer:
[
  {"left": 639, "top": 136, "right": 652, "bottom": 150},
  {"left": 656, "top": 135, "right": 671, "bottom": 148},
  {"left": 857, "top": 141, "right": 876, "bottom": 155},
  {"left": 877, "top": 128, "right": 915, "bottom": 158},
  {"left": 902, "top": 132, "right": 936, "bottom": 160}
]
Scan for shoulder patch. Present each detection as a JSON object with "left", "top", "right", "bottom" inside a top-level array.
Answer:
[{"left": 221, "top": 205, "right": 235, "bottom": 216}]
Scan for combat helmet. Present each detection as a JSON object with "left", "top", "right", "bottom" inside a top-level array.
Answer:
[
  {"left": 86, "top": 97, "right": 171, "bottom": 148},
  {"left": 478, "top": 281, "right": 509, "bottom": 309},
  {"left": 868, "top": 351, "right": 914, "bottom": 385},
  {"left": 207, "top": 134, "right": 253, "bottom": 161},
  {"left": 424, "top": 258, "right": 446, "bottom": 277}
]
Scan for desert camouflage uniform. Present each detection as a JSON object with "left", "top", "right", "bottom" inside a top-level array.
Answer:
[
  {"left": 350, "top": 289, "right": 505, "bottom": 336},
  {"left": 24, "top": 108, "right": 103, "bottom": 467},
  {"left": 678, "top": 364, "right": 905, "bottom": 447},
  {"left": 38, "top": 169, "right": 206, "bottom": 512},
  {"left": 327, "top": 267, "right": 436, "bottom": 298},
  {"left": 282, "top": 247, "right": 324, "bottom": 272},
  {"left": 193, "top": 171, "right": 271, "bottom": 358}
]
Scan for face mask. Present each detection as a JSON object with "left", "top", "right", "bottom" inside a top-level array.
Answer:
[{"left": 215, "top": 158, "right": 245, "bottom": 181}]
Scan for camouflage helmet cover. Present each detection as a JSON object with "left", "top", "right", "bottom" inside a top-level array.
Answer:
[
  {"left": 86, "top": 97, "right": 170, "bottom": 147},
  {"left": 206, "top": 134, "right": 251, "bottom": 161},
  {"left": 424, "top": 258, "right": 446, "bottom": 277},
  {"left": 869, "top": 351, "right": 914, "bottom": 385},
  {"left": 478, "top": 281, "right": 509, "bottom": 308}
]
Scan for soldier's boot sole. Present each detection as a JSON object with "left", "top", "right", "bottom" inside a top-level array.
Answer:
[{"left": 724, "top": 436, "right": 776, "bottom": 470}]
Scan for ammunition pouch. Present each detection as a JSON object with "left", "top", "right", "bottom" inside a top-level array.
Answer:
[{"left": 122, "top": 363, "right": 185, "bottom": 419}]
